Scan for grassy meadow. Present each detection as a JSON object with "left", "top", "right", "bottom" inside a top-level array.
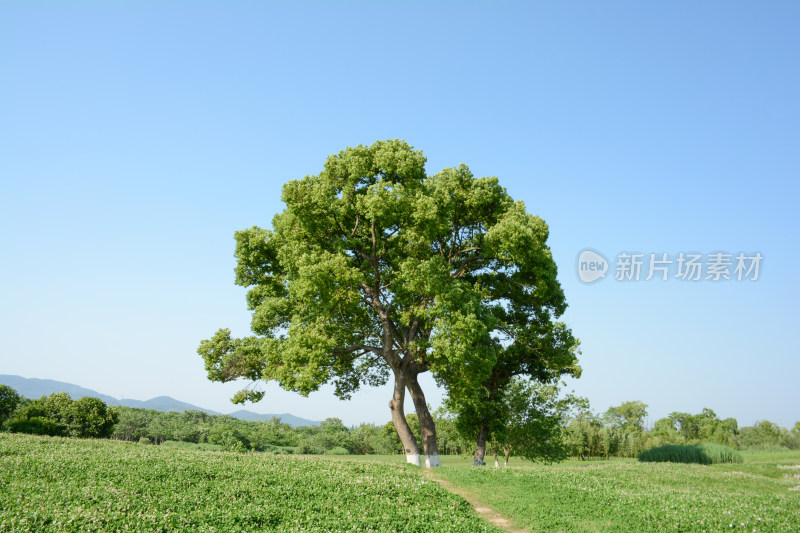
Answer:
[
  {"left": 433, "top": 452, "right": 800, "bottom": 532},
  {"left": 0, "top": 434, "right": 498, "bottom": 532},
  {"left": 1, "top": 433, "right": 798, "bottom": 532}
]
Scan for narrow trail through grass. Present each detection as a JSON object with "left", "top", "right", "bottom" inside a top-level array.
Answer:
[{"left": 423, "top": 470, "right": 530, "bottom": 533}]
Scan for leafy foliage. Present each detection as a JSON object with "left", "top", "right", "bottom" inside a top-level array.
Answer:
[
  {"left": 450, "top": 378, "right": 585, "bottom": 465},
  {"left": 199, "top": 139, "right": 577, "bottom": 458},
  {"left": 0, "top": 385, "right": 21, "bottom": 424},
  {"left": 661, "top": 408, "right": 740, "bottom": 447},
  {"left": 604, "top": 400, "right": 648, "bottom": 433},
  {"left": 108, "top": 406, "right": 474, "bottom": 457},
  {"left": 491, "top": 380, "right": 584, "bottom": 464},
  {"left": 739, "top": 420, "right": 789, "bottom": 450},
  {"left": 325, "top": 446, "right": 350, "bottom": 455},
  {"left": 4, "top": 416, "right": 62, "bottom": 436},
  {"left": 563, "top": 402, "right": 798, "bottom": 459},
  {"left": 4, "top": 391, "right": 118, "bottom": 438}
]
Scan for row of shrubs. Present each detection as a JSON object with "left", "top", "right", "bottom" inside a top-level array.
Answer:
[
  {"left": 639, "top": 443, "right": 744, "bottom": 465},
  {"left": 1, "top": 389, "right": 119, "bottom": 439},
  {"left": 149, "top": 439, "right": 350, "bottom": 455}
]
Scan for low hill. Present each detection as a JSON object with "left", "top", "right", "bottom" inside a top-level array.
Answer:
[{"left": 0, "top": 375, "right": 319, "bottom": 427}]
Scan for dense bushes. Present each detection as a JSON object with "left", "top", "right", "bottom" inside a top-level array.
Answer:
[
  {"left": 0, "top": 385, "right": 21, "bottom": 424},
  {"left": 639, "top": 443, "right": 743, "bottom": 465},
  {"left": 326, "top": 446, "right": 350, "bottom": 455},
  {"left": 5, "top": 416, "right": 63, "bottom": 436},
  {"left": 3, "top": 392, "right": 118, "bottom": 438},
  {"left": 562, "top": 403, "right": 799, "bottom": 460},
  {"left": 109, "top": 407, "right": 473, "bottom": 456}
]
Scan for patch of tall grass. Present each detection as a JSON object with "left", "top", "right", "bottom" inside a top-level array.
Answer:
[
  {"left": 325, "top": 446, "right": 350, "bottom": 455},
  {"left": 639, "top": 443, "right": 743, "bottom": 465}
]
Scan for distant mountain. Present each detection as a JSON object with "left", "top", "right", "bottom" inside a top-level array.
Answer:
[
  {"left": 0, "top": 375, "right": 319, "bottom": 427},
  {"left": 227, "top": 410, "right": 319, "bottom": 427},
  {"left": 115, "top": 396, "right": 222, "bottom": 414},
  {"left": 0, "top": 375, "right": 121, "bottom": 406}
]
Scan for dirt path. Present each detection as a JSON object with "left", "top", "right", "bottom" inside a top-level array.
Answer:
[{"left": 423, "top": 471, "right": 530, "bottom": 533}]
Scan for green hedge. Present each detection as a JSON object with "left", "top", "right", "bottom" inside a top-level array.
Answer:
[
  {"left": 326, "top": 446, "right": 350, "bottom": 455},
  {"left": 639, "top": 443, "right": 743, "bottom": 464}
]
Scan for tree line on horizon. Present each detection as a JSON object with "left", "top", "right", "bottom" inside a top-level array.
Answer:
[
  {"left": 0, "top": 386, "right": 118, "bottom": 439},
  {"left": 3, "top": 385, "right": 798, "bottom": 460},
  {"left": 562, "top": 400, "right": 800, "bottom": 461}
]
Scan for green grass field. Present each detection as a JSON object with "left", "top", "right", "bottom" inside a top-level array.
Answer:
[
  {"left": 2, "top": 434, "right": 798, "bottom": 532},
  {"left": 324, "top": 451, "right": 800, "bottom": 531},
  {"left": 0, "top": 434, "right": 498, "bottom": 532},
  {"left": 432, "top": 452, "right": 800, "bottom": 532}
]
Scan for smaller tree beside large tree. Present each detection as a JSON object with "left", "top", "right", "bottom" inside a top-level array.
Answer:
[
  {"left": 485, "top": 378, "right": 586, "bottom": 467},
  {"left": 445, "top": 321, "right": 581, "bottom": 466}
]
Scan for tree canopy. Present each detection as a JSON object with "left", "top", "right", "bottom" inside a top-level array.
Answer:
[
  {"left": 0, "top": 384, "right": 21, "bottom": 424},
  {"left": 605, "top": 400, "right": 649, "bottom": 434},
  {"left": 199, "top": 139, "right": 576, "bottom": 466},
  {"left": 4, "top": 391, "right": 119, "bottom": 438},
  {"left": 473, "top": 378, "right": 585, "bottom": 467}
]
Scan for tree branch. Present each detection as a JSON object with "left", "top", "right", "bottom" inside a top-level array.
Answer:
[{"left": 331, "top": 344, "right": 382, "bottom": 356}]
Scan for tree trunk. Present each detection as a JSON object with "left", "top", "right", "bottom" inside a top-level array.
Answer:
[
  {"left": 473, "top": 424, "right": 489, "bottom": 466},
  {"left": 388, "top": 369, "right": 421, "bottom": 466},
  {"left": 405, "top": 370, "right": 441, "bottom": 467},
  {"left": 504, "top": 448, "right": 510, "bottom": 468},
  {"left": 493, "top": 448, "right": 499, "bottom": 468}
]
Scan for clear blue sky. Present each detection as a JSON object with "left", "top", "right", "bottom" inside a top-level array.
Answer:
[{"left": 1, "top": 2, "right": 797, "bottom": 428}]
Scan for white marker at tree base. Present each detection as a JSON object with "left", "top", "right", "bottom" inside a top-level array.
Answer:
[
  {"left": 406, "top": 454, "right": 421, "bottom": 467},
  {"left": 425, "top": 454, "right": 441, "bottom": 468}
]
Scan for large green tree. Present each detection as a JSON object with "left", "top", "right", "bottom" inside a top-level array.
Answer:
[{"left": 199, "top": 139, "right": 571, "bottom": 467}]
